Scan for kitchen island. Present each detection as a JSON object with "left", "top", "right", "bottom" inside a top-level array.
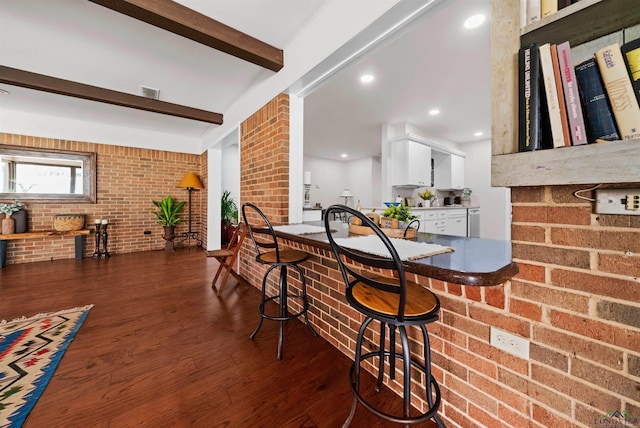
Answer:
[
  {"left": 238, "top": 220, "right": 519, "bottom": 421},
  {"left": 239, "top": 215, "right": 519, "bottom": 425},
  {"left": 273, "top": 220, "right": 514, "bottom": 286}
]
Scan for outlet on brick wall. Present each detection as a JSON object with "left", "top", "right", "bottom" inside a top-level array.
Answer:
[{"left": 490, "top": 327, "right": 529, "bottom": 360}]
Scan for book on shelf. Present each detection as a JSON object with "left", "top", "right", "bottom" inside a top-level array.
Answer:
[
  {"left": 574, "top": 58, "right": 620, "bottom": 143},
  {"left": 526, "top": 0, "right": 541, "bottom": 25},
  {"left": 518, "top": 43, "right": 552, "bottom": 152},
  {"left": 541, "top": 0, "right": 557, "bottom": 18},
  {"left": 621, "top": 38, "right": 640, "bottom": 106},
  {"left": 550, "top": 44, "right": 571, "bottom": 146},
  {"left": 557, "top": 41, "right": 588, "bottom": 145},
  {"left": 595, "top": 43, "right": 640, "bottom": 140},
  {"left": 539, "top": 43, "right": 566, "bottom": 148}
]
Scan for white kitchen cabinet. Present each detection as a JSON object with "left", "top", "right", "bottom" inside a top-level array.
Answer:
[
  {"left": 419, "top": 209, "right": 447, "bottom": 234},
  {"left": 392, "top": 139, "right": 431, "bottom": 187},
  {"left": 447, "top": 209, "right": 467, "bottom": 237},
  {"left": 302, "top": 209, "right": 322, "bottom": 222},
  {"left": 416, "top": 208, "right": 468, "bottom": 236},
  {"left": 433, "top": 151, "right": 465, "bottom": 190}
]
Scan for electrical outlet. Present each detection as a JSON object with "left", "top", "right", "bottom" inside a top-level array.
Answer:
[
  {"left": 490, "top": 327, "right": 529, "bottom": 360},
  {"left": 596, "top": 189, "right": 640, "bottom": 215}
]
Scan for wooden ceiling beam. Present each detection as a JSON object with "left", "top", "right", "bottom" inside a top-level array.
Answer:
[
  {"left": 88, "top": 0, "right": 284, "bottom": 72},
  {"left": 0, "top": 66, "right": 223, "bottom": 125}
]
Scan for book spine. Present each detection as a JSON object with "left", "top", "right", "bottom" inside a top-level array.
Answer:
[
  {"left": 539, "top": 43, "right": 565, "bottom": 148},
  {"left": 519, "top": 44, "right": 537, "bottom": 151},
  {"left": 595, "top": 43, "right": 640, "bottom": 140},
  {"left": 574, "top": 58, "right": 620, "bottom": 142},
  {"left": 621, "top": 38, "right": 640, "bottom": 107},
  {"left": 541, "top": 0, "right": 558, "bottom": 18},
  {"left": 519, "top": 43, "right": 549, "bottom": 151},
  {"left": 557, "top": 41, "right": 588, "bottom": 145},
  {"left": 527, "top": 0, "right": 541, "bottom": 25},
  {"left": 551, "top": 44, "right": 571, "bottom": 146}
]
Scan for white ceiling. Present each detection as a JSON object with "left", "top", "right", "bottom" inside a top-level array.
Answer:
[
  {"left": 0, "top": 0, "right": 490, "bottom": 157},
  {"left": 303, "top": 0, "right": 491, "bottom": 161}
]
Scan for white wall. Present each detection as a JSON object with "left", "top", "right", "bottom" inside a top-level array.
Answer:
[
  {"left": 463, "top": 139, "right": 511, "bottom": 240},
  {"left": 220, "top": 129, "right": 240, "bottom": 210},
  {"left": 303, "top": 155, "right": 381, "bottom": 209}
]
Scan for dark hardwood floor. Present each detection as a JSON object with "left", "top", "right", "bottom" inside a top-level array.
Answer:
[{"left": 0, "top": 249, "right": 438, "bottom": 427}]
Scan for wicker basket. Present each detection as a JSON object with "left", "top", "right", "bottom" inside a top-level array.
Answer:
[
  {"left": 53, "top": 214, "right": 86, "bottom": 231},
  {"left": 348, "top": 223, "right": 417, "bottom": 239}
]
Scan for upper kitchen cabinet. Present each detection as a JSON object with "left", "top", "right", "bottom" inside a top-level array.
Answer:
[
  {"left": 433, "top": 150, "right": 465, "bottom": 190},
  {"left": 391, "top": 138, "right": 431, "bottom": 187}
]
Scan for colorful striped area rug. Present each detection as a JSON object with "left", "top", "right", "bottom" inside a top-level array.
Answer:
[{"left": 0, "top": 305, "right": 93, "bottom": 427}]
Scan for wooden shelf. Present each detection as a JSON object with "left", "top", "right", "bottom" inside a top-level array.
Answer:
[
  {"left": 521, "top": 0, "right": 640, "bottom": 47},
  {"left": 490, "top": 0, "right": 640, "bottom": 188},
  {"left": 0, "top": 229, "right": 91, "bottom": 240},
  {"left": 491, "top": 140, "right": 640, "bottom": 187}
]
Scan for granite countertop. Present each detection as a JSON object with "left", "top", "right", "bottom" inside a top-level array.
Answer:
[
  {"left": 275, "top": 221, "right": 517, "bottom": 287},
  {"left": 362, "top": 205, "right": 478, "bottom": 211}
]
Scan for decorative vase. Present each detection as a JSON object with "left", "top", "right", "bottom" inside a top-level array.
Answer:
[
  {"left": 2, "top": 214, "right": 15, "bottom": 235},
  {"left": 13, "top": 209, "right": 27, "bottom": 233},
  {"left": 162, "top": 226, "right": 176, "bottom": 252}
]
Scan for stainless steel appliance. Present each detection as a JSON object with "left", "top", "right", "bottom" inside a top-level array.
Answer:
[{"left": 468, "top": 208, "right": 480, "bottom": 238}]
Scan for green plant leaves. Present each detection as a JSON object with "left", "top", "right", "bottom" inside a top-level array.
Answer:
[{"left": 151, "top": 195, "right": 185, "bottom": 226}]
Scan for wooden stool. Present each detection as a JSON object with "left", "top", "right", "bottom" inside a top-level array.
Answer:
[
  {"left": 324, "top": 204, "right": 446, "bottom": 427},
  {"left": 242, "top": 203, "right": 317, "bottom": 360},
  {"left": 206, "top": 223, "right": 247, "bottom": 296}
]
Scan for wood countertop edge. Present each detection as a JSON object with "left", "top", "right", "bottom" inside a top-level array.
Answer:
[
  {"left": 275, "top": 232, "right": 519, "bottom": 287},
  {"left": 0, "top": 229, "right": 92, "bottom": 240}
]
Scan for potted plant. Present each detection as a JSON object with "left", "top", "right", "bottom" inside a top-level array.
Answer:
[
  {"left": 221, "top": 190, "right": 238, "bottom": 244},
  {"left": 151, "top": 195, "right": 185, "bottom": 251},
  {"left": 0, "top": 200, "right": 26, "bottom": 234},
  {"left": 380, "top": 204, "right": 418, "bottom": 228}
]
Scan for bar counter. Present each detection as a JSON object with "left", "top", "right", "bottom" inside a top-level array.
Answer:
[{"left": 274, "top": 221, "right": 518, "bottom": 286}]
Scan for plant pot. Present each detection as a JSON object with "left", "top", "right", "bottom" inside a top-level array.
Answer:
[
  {"left": 2, "top": 214, "right": 15, "bottom": 235},
  {"left": 162, "top": 226, "right": 176, "bottom": 252},
  {"left": 13, "top": 209, "right": 27, "bottom": 233},
  {"left": 226, "top": 224, "right": 237, "bottom": 244},
  {"left": 221, "top": 221, "right": 237, "bottom": 245}
]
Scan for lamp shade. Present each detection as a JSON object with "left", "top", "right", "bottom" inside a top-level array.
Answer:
[
  {"left": 340, "top": 189, "right": 353, "bottom": 198},
  {"left": 177, "top": 172, "right": 204, "bottom": 189}
]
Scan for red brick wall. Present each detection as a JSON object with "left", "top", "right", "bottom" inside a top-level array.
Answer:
[
  {"left": 0, "top": 133, "right": 206, "bottom": 264},
  {"left": 236, "top": 94, "right": 640, "bottom": 427},
  {"left": 239, "top": 94, "right": 291, "bottom": 292}
]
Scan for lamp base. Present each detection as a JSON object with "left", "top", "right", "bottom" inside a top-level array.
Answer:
[{"left": 177, "top": 231, "right": 204, "bottom": 248}]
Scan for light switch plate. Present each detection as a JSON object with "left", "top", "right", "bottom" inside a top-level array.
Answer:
[{"left": 595, "top": 189, "right": 640, "bottom": 215}]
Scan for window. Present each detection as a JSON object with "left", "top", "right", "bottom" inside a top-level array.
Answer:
[{"left": 0, "top": 145, "right": 96, "bottom": 202}]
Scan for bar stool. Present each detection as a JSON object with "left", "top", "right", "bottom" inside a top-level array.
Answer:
[
  {"left": 242, "top": 203, "right": 318, "bottom": 360},
  {"left": 324, "top": 204, "right": 446, "bottom": 427}
]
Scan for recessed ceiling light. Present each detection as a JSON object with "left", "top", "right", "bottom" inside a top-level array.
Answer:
[
  {"left": 464, "top": 14, "right": 486, "bottom": 29},
  {"left": 341, "top": 153, "right": 348, "bottom": 158},
  {"left": 429, "top": 109, "right": 440, "bottom": 116},
  {"left": 360, "top": 74, "right": 374, "bottom": 84},
  {"left": 474, "top": 131, "right": 483, "bottom": 137}
]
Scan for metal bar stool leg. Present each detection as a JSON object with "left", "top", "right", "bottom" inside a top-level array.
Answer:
[
  {"left": 277, "top": 265, "right": 288, "bottom": 360},
  {"left": 421, "top": 324, "right": 447, "bottom": 428},
  {"left": 390, "top": 325, "right": 397, "bottom": 380},
  {"left": 375, "top": 321, "right": 386, "bottom": 392},
  {"left": 399, "top": 326, "right": 412, "bottom": 427},
  {"left": 293, "top": 264, "right": 318, "bottom": 337},
  {"left": 250, "top": 264, "right": 277, "bottom": 340}
]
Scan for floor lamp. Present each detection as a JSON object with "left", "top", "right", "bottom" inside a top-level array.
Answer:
[{"left": 177, "top": 172, "right": 204, "bottom": 247}]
